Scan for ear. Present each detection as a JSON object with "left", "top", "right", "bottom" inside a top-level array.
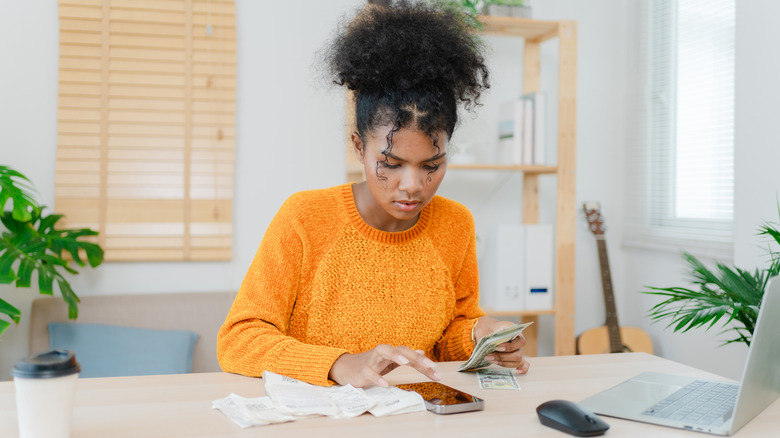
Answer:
[{"left": 351, "top": 132, "right": 365, "bottom": 164}]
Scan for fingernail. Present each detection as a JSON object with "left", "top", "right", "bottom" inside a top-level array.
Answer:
[
  {"left": 423, "top": 358, "right": 437, "bottom": 368},
  {"left": 396, "top": 355, "right": 409, "bottom": 365},
  {"left": 486, "top": 355, "right": 495, "bottom": 361},
  {"left": 433, "top": 372, "right": 441, "bottom": 380},
  {"left": 378, "top": 377, "right": 388, "bottom": 387},
  {"left": 496, "top": 346, "right": 506, "bottom": 352}
]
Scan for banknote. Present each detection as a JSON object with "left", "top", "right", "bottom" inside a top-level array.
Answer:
[
  {"left": 476, "top": 369, "right": 521, "bottom": 390},
  {"left": 457, "top": 322, "right": 533, "bottom": 372}
]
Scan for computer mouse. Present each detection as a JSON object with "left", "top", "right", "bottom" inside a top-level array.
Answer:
[{"left": 536, "top": 399, "right": 610, "bottom": 437}]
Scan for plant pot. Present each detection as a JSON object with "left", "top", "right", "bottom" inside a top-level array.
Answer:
[
  {"left": 484, "top": 5, "right": 510, "bottom": 16},
  {"left": 509, "top": 6, "right": 532, "bottom": 18},
  {"left": 483, "top": 5, "right": 532, "bottom": 18}
]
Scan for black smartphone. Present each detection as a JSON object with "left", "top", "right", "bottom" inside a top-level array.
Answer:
[{"left": 396, "top": 382, "right": 485, "bottom": 415}]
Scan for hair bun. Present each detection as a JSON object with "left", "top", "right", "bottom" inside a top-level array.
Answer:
[{"left": 328, "top": 1, "right": 489, "bottom": 109}]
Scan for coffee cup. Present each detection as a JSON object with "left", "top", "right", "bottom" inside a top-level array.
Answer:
[{"left": 12, "top": 350, "right": 81, "bottom": 438}]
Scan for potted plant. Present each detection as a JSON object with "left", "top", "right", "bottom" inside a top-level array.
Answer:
[
  {"left": 431, "top": 0, "right": 485, "bottom": 30},
  {"left": 0, "top": 165, "right": 104, "bottom": 336},
  {"left": 642, "top": 210, "right": 780, "bottom": 346},
  {"left": 483, "top": 0, "right": 532, "bottom": 19}
]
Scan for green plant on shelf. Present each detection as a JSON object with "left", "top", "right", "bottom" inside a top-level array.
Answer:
[
  {"left": 431, "top": 0, "right": 485, "bottom": 30},
  {"left": 0, "top": 165, "right": 104, "bottom": 336},
  {"left": 487, "top": 0, "right": 527, "bottom": 6},
  {"left": 642, "top": 207, "right": 780, "bottom": 347}
]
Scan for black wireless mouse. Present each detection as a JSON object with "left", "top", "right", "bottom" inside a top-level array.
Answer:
[{"left": 536, "top": 399, "right": 610, "bottom": 437}]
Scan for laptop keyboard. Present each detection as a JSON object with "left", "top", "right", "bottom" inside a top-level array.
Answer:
[{"left": 642, "top": 380, "right": 738, "bottom": 426}]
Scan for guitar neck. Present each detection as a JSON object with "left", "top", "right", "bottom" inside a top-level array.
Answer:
[{"left": 596, "top": 237, "right": 624, "bottom": 353}]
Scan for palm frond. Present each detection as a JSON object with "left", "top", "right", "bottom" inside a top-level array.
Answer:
[{"left": 641, "top": 207, "right": 780, "bottom": 348}]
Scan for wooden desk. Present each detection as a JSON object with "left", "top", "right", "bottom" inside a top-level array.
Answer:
[{"left": 1, "top": 353, "right": 777, "bottom": 437}]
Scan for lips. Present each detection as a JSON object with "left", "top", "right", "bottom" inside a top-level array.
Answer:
[{"left": 395, "top": 200, "right": 420, "bottom": 212}]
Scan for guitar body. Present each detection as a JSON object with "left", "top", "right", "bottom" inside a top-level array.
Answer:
[{"left": 576, "top": 326, "right": 654, "bottom": 355}]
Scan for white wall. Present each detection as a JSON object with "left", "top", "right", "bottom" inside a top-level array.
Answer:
[
  {"left": 4, "top": 0, "right": 767, "bottom": 383},
  {"left": 621, "top": 0, "right": 780, "bottom": 381},
  {"left": 439, "top": 0, "right": 631, "bottom": 356},
  {"left": 733, "top": 1, "right": 780, "bottom": 269},
  {"left": 0, "top": 0, "right": 362, "bottom": 379}
]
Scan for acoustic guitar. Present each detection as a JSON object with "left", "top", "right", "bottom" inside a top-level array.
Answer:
[{"left": 577, "top": 202, "right": 654, "bottom": 355}]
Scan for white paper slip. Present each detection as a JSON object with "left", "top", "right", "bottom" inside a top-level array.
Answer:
[
  {"left": 211, "top": 393, "right": 296, "bottom": 428},
  {"left": 214, "top": 372, "right": 429, "bottom": 428},
  {"left": 325, "top": 384, "right": 376, "bottom": 418},
  {"left": 477, "top": 369, "right": 521, "bottom": 390},
  {"left": 364, "top": 386, "right": 427, "bottom": 417}
]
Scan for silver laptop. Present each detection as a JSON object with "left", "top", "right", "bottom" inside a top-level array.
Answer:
[{"left": 580, "top": 276, "right": 780, "bottom": 435}]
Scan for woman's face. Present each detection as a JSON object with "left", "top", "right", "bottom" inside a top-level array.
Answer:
[{"left": 353, "top": 125, "right": 448, "bottom": 232}]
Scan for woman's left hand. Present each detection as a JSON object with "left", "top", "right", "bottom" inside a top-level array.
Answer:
[{"left": 473, "top": 316, "right": 531, "bottom": 374}]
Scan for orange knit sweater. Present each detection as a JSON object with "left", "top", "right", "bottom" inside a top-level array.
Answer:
[{"left": 217, "top": 184, "right": 485, "bottom": 386}]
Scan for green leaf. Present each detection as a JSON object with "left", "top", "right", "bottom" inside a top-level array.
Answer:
[
  {"left": 38, "top": 267, "right": 54, "bottom": 295},
  {"left": 40, "top": 254, "right": 69, "bottom": 267},
  {"left": 1, "top": 165, "right": 104, "bottom": 337},
  {"left": 37, "top": 213, "right": 64, "bottom": 233},
  {"left": 63, "top": 240, "right": 85, "bottom": 266},
  {"left": 0, "top": 319, "right": 10, "bottom": 336},
  {"left": 80, "top": 242, "right": 104, "bottom": 267},
  {"left": 0, "top": 166, "right": 39, "bottom": 223},
  {"left": 15, "top": 257, "right": 35, "bottom": 288},
  {"left": 0, "top": 251, "right": 16, "bottom": 284},
  {"left": 0, "top": 298, "right": 21, "bottom": 324},
  {"left": 57, "top": 278, "right": 80, "bottom": 320}
]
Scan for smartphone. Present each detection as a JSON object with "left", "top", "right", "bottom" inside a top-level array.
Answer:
[{"left": 396, "top": 382, "right": 484, "bottom": 415}]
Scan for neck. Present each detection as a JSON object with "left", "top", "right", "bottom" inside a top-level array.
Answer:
[{"left": 351, "top": 182, "right": 419, "bottom": 232}]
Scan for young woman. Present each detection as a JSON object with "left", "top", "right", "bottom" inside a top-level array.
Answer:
[{"left": 217, "top": 0, "right": 530, "bottom": 388}]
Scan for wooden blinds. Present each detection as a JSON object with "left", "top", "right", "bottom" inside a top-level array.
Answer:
[{"left": 55, "top": 0, "right": 235, "bottom": 261}]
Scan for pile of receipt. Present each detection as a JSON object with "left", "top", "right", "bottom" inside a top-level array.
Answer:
[{"left": 212, "top": 371, "right": 426, "bottom": 428}]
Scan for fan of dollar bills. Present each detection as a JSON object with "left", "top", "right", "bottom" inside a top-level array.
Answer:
[{"left": 457, "top": 322, "right": 534, "bottom": 372}]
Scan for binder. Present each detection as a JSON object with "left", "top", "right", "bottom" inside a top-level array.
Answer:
[
  {"left": 479, "top": 224, "right": 554, "bottom": 312},
  {"left": 524, "top": 224, "right": 554, "bottom": 310},
  {"left": 480, "top": 224, "right": 525, "bottom": 311}
]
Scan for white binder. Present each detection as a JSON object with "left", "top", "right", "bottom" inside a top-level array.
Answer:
[{"left": 479, "top": 224, "right": 554, "bottom": 312}]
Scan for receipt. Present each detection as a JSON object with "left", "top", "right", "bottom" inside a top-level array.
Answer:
[
  {"left": 212, "top": 372, "right": 427, "bottom": 428},
  {"left": 364, "top": 386, "right": 427, "bottom": 417},
  {"left": 211, "top": 394, "right": 295, "bottom": 428},
  {"left": 263, "top": 372, "right": 341, "bottom": 417}
]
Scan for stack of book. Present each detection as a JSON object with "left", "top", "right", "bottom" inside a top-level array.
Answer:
[{"left": 497, "top": 91, "right": 546, "bottom": 165}]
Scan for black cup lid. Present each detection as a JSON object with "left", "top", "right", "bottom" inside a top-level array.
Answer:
[{"left": 12, "top": 350, "right": 81, "bottom": 379}]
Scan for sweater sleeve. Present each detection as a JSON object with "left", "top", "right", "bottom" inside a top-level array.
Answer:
[
  {"left": 433, "top": 225, "right": 485, "bottom": 361},
  {"left": 216, "top": 198, "right": 348, "bottom": 386}
]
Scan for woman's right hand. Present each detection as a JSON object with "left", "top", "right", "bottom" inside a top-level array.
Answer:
[{"left": 328, "top": 345, "right": 440, "bottom": 388}]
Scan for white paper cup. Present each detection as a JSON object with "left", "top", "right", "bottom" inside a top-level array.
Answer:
[{"left": 12, "top": 350, "right": 81, "bottom": 438}]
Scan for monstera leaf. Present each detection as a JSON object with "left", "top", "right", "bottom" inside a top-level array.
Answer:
[{"left": 0, "top": 165, "right": 104, "bottom": 335}]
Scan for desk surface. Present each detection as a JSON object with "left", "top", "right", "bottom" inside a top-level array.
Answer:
[{"left": 1, "top": 353, "right": 777, "bottom": 437}]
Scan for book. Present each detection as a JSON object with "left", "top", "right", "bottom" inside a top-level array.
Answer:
[
  {"left": 520, "top": 91, "right": 547, "bottom": 165},
  {"left": 521, "top": 97, "right": 534, "bottom": 165},
  {"left": 498, "top": 99, "right": 525, "bottom": 165}
]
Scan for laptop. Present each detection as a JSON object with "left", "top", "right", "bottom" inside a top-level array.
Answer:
[{"left": 580, "top": 276, "right": 780, "bottom": 435}]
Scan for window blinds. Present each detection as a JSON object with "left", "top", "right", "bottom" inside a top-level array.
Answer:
[
  {"left": 625, "top": 0, "right": 734, "bottom": 258},
  {"left": 55, "top": 0, "right": 235, "bottom": 261}
]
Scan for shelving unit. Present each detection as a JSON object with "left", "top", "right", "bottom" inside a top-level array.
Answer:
[{"left": 345, "top": 16, "right": 578, "bottom": 357}]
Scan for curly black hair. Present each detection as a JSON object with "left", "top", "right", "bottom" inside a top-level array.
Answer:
[{"left": 327, "top": 0, "right": 490, "bottom": 148}]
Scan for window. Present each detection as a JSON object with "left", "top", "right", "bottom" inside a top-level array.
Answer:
[
  {"left": 55, "top": 0, "right": 236, "bottom": 261},
  {"left": 625, "top": 0, "right": 735, "bottom": 259}
]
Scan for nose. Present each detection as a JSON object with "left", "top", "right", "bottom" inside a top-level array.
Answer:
[{"left": 398, "top": 167, "right": 425, "bottom": 195}]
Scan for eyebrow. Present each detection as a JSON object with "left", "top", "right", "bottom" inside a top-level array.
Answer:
[{"left": 384, "top": 151, "right": 447, "bottom": 162}]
